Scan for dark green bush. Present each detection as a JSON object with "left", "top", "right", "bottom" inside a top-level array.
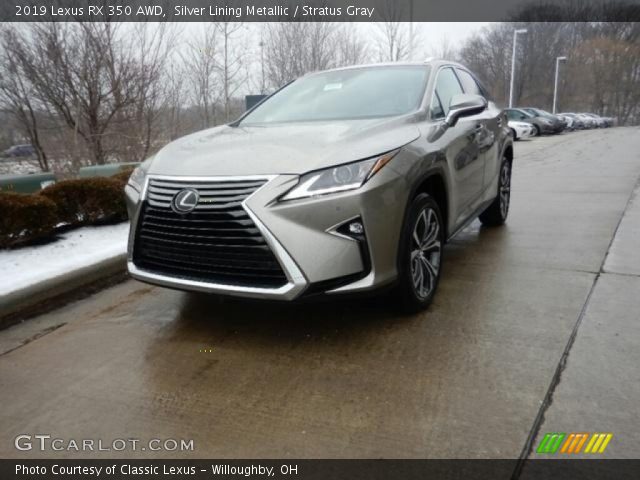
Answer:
[
  {"left": 40, "top": 177, "right": 127, "bottom": 227},
  {"left": 110, "top": 168, "right": 134, "bottom": 189},
  {"left": 0, "top": 192, "right": 58, "bottom": 248},
  {"left": 1, "top": 174, "right": 130, "bottom": 249}
]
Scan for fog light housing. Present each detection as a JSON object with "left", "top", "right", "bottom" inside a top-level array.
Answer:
[
  {"left": 334, "top": 216, "right": 367, "bottom": 241},
  {"left": 318, "top": 216, "right": 371, "bottom": 293}
]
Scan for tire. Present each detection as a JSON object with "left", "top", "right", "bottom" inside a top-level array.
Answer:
[
  {"left": 395, "top": 193, "right": 444, "bottom": 313},
  {"left": 532, "top": 124, "right": 540, "bottom": 136},
  {"left": 509, "top": 128, "right": 518, "bottom": 140},
  {"left": 479, "top": 157, "right": 511, "bottom": 227}
]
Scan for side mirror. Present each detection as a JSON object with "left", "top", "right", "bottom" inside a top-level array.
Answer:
[{"left": 445, "top": 94, "right": 487, "bottom": 127}]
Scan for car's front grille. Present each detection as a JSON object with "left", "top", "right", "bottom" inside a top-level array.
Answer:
[{"left": 132, "top": 177, "right": 289, "bottom": 289}]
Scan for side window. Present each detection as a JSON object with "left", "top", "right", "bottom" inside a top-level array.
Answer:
[
  {"left": 456, "top": 69, "right": 483, "bottom": 97},
  {"left": 431, "top": 68, "right": 463, "bottom": 119},
  {"left": 430, "top": 92, "right": 445, "bottom": 120}
]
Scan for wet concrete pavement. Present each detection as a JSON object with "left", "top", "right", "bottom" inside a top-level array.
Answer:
[
  {"left": 527, "top": 158, "right": 640, "bottom": 461},
  {"left": 1, "top": 128, "right": 640, "bottom": 460}
]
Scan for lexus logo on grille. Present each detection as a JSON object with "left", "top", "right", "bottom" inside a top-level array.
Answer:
[{"left": 172, "top": 188, "right": 199, "bottom": 213}]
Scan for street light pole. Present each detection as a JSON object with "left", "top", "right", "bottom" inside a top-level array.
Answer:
[
  {"left": 553, "top": 56, "right": 567, "bottom": 114},
  {"left": 509, "top": 29, "right": 527, "bottom": 108},
  {"left": 408, "top": 0, "right": 414, "bottom": 60}
]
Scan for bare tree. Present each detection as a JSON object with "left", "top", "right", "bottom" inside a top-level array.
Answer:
[
  {"left": 335, "top": 25, "right": 370, "bottom": 66},
  {"left": 458, "top": 24, "right": 513, "bottom": 105},
  {"left": 182, "top": 24, "right": 220, "bottom": 129},
  {"left": 110, "top": 23, "right": 178, "bottom": 162},
  {"left": 374, "top": 1, "right": 416, "bottom": 62},
  {"left": 217, "top": 21, "right": 248, "bottom": 122},
  {"left": 163, "top": 62, "right": 188, "bottom": 140},
  {"left": 569, "top": 35, "right": 640, "bottom": 123},
  {"left": 8, "top": 22, "right": 175, "bottom": 166},
  {"left": 263, "top": 22, "right": 342, "bottom": 88},
  {"left": 0, "top": 28, "right": 49, "bottom": 171},
  {"left": 426, "top": 35, "right": 459, "bottom": 61},
  {"left": 458, "top": 21, "right": 640, "bottom": 123},
  {"left": 254, "top": 28, "right": 268, "bottom": 95}
]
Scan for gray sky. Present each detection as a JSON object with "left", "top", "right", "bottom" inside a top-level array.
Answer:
[
  {"left": 179, "top": 22, "right": 491, "bottom": 94},
  {"left": 182, "top": 22, "right": 490, "bottom": 58},
  {"left": 393, "top": 22, "right": 491, "bottom": 58}
]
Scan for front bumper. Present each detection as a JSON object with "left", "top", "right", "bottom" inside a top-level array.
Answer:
[
  {"left": 538, "top": 123, "right": 557, "bottom": 134},
  {"left": 125, "top": 166, "right": 407, "bottom": 300},
  {"left": 512, "top": 125, "right": 533, "bottom": 139}
]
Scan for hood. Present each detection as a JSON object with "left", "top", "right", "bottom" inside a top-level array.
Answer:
[
  {"left": 147, "top": 117, "right": 421, "bottom": 176},
  {"left": 532, "top": 116, "right": 552, "bottom": 124}
]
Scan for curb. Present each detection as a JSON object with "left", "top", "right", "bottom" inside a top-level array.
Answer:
[{"left": 0, "top": 252, "right": 127, "bottom": 330}]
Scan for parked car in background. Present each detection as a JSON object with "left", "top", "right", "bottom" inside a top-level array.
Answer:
[
  {"left": 601, "top": 116, "right": 615, "bottom": 127},
  {"left": 520, "top": 108, "right": 567, "bottom": 133},
  {"left": 2, "top": 144, "right": 35, "bottom": 158},
  {"left": 126, "top": 60, "right": 514, "bottom": 312},
  {"left": 559, "top": 113, "right": 585, "bottom": 129},
  {"left": 505, "top": 108, "right": 555, "bottom": 136},
  {"left": 582, "top": 113, "right": 609, "bottom": 128},
  {"left": 557, "top": 114, "right": 576, "bottom": 131},
  {"left": 574, "top": 113, "right": 596, "bottom": 128},
  {"left": 508, "top": 120, "right": 535, "bottom": 140}
]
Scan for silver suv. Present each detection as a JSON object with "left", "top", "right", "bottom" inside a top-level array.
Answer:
[{"left": 125, "top": 60, "right": 513, "bottom": 311}]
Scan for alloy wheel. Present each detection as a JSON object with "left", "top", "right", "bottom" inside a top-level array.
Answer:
[{"left": 410, "top": 207, "right": 441, "bottom": 300}]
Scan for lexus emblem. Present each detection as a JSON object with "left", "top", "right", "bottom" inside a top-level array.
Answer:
[{"left": 172, "top": 189, "right": 199, "bottom": 213}]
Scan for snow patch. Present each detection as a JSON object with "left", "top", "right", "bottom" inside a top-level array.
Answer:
[{"left": 0, "top": 223, "right": 129, "bottom": 298}]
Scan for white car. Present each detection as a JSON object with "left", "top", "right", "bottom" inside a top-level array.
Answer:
[
  {"left": 508, "top": 120, "right": 535, "bottom": 140},
  {"left": 558, "top": 115, "right": 576, "bottom": 130}
]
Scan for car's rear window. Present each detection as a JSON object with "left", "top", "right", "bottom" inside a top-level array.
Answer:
[{"left": 240, "top": 66, "right": 430, "bottom": 124}]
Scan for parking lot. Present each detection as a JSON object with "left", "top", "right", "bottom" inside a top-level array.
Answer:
[{"left": 1, "top": 127, "right": 639, "bottom": 461}]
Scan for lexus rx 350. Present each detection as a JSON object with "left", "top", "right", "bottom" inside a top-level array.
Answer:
[{"left": 125, "top": 60, "right": 513, "bottom": 311}]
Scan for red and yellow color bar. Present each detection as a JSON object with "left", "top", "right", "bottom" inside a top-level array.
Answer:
[{"left": 537, "top": 432, "right": 613, "bottom": 454}]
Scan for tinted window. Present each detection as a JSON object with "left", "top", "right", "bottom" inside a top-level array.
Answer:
[
  {"left": 430, "top": 92, "right": 445, "bottom": 120},
  {"left": 506, "top": 110, "right": 523, "bottom": 120},
  {"left": 431, "top": 68, "right": 463, "bottom": 119},
  {"left": 240, "top": 66, "right": 430, "bottom": 124},
  {"left": 509, "top": 109, "right": 533, "bottom": 119},
  {"left": 456, "top": 69, "right": 483, "bottom": 96}
]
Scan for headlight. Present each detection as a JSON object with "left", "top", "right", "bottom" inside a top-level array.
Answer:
[
  {"left": 280, "top": 150, "right": 399, "bottom": 201},
  {"left": 127, "top": 166, "right": 147, "bottom": 193}
]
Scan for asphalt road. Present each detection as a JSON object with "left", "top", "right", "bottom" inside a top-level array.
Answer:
[{"left": 1, "top": 128, "right": 640, "bottom": 462}]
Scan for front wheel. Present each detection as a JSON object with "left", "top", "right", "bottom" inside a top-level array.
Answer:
[
  {"left": 395, "top": 194, "right": 444, "bottom": 313},
  {"left": 479, "top": 157, "right": 511, "bottom": 226}
]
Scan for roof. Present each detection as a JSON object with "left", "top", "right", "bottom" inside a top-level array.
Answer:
[{"left": 306, "top": 59, "right": 466, "bottom": 76}]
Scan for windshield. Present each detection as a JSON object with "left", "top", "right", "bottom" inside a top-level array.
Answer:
[
  {"left": 239, "top": 66, "right": 430, "bottom": 125},
  {"left": 526, "top": 108, "right": 553, "bottom": 117}
]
